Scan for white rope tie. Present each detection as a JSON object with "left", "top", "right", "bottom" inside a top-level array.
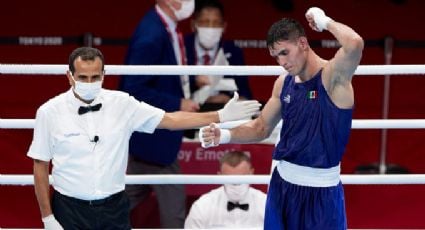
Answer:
[
  {"left": 0, "top": 64, "right": 424, "bottom": 75},
  {"left": 2, "top": 174, "right": 425, "bottom": 185}
]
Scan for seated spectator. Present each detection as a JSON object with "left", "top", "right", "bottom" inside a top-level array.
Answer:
[{"left": 185, "top": 151, "right": 266, "bottom": 229}]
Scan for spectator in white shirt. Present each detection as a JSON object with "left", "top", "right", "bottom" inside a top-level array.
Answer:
[
  {"left": 185, "top": 151, "right": 267, "bottom": 229},
  {"left": 27, "top": 47, "right": 261, "bottom": 230}
]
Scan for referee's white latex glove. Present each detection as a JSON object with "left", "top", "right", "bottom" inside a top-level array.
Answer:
[
  {"left": 199, "top": 123, "right": 231, "bottom": 148},
  {"left": 305, "top": 7, "right": 333, "bottom": 32},
  {"left": 217, "top": 92, "right": 261, "bottom": 122},
  {"left": 42, "top": 214, "right": 64, "bottom": 230}
]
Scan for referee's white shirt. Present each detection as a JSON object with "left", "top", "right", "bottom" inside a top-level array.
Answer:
[
  {"left": 27, "top": 88, "right": 165, "bottom": 200},
  {"left": 184, "top": 186, "right": 267, "bottom": 229}
]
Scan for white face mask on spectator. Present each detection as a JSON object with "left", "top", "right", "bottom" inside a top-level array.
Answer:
[
  {"left": 197, "top": 27, "right": 223, "bottom": 49},
  {"left": 72, "top": 76, "right": 102, "bottom": 101},
  {"left": 170, "top": 0, "right": 195, "bottom": 21},
  {"left": 224, "top": 184, "right": 249, "bottom": 202}
]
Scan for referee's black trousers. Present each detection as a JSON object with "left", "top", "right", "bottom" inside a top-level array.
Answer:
[{"left": 52, "top": 190, "right": 131, "bottom": 230}]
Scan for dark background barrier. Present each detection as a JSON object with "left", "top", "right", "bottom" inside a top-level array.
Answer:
[{"left": 1, "top": 0, "right": 425, "bottom": 228}]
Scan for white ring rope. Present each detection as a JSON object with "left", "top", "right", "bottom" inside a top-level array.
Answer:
[
  {"left": 0, "top": 64, "right": 425, "bottom": 75},
  {"left": 2, "top": 174, "right": 425, "bottom": 185},
  {"left": 1, "top": 65, "right": 423, "bottom": 230},
  {"left": 216, "top": 119, "right": 425, "bottom": 130},
  {"left": 2, "top": 118, "right": 425, "bottom": 129},
  {"left": 1, "top": 65, "right": 425, "bottom": 189},
  {"left": 0, "top": 119, "right": 34, "bottom": 129},
  {"left": 351, "top": 119, "right": 425, "bottom": 129}
]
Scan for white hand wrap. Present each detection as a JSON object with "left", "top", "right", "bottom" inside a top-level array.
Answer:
[
  {"left": 199, "top": 126, "right": 212, "bottom": 148},
  {"left": 219, "top": 129, "right": 231, "bottom": 144},
  {"left": 218, "top": 92, "right": 261, "bottom": 122},
  {"left": 42, "top": 214, "right": 64, "bottom": 230},
  {"left": 306, "top": 7, "right": 332, "bottom": 32},
  {"left": 199, "top": 124, "right": 231, "bottom": 148}
]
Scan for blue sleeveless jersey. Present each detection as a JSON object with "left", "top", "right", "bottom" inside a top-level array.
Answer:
[{"left": 273, "top": 70, "right": 353, "bottom": 168}]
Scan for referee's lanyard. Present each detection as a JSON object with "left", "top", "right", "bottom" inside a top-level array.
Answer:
[
  {"left": 156, "top": 9, "right": 187, "bottom": 65},
  {"left": 156, "top": 9, "right": 191, "bottom": 99}
]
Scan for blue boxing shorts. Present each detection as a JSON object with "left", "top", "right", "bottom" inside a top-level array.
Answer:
[{"left": 264, "top": 160, "right": 347, "bottom": 230}]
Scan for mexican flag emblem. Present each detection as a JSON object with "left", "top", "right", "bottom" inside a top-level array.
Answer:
[{"left": 308, "top": 90, "right": 318, "bottom": 99}]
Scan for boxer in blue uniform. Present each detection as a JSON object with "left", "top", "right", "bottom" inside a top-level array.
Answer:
[{"left": 199, "top": 7, "right": 363, "bottom": 229}]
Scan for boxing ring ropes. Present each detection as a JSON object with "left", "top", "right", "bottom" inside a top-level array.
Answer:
[
  {"left": 1, "top": 64, "right": 425, "bottom": 230},
  {"left": 1, "top": 63, "right": 425, "bottom": 186}
]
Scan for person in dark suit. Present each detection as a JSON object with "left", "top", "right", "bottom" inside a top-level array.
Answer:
[
  {"left": 185, "top": 0, "right": 252, "bottom": 109},
  {"left": 119, "top": 0, "right": 196, "bottom": 228}
]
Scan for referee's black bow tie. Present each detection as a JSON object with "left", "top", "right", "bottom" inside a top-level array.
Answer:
[
  {"left": 227, "top": 201, "right": 249, "bottom": 211},
  {"left": 78, "top": 103, "right": 102, "bottom": 115}
]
